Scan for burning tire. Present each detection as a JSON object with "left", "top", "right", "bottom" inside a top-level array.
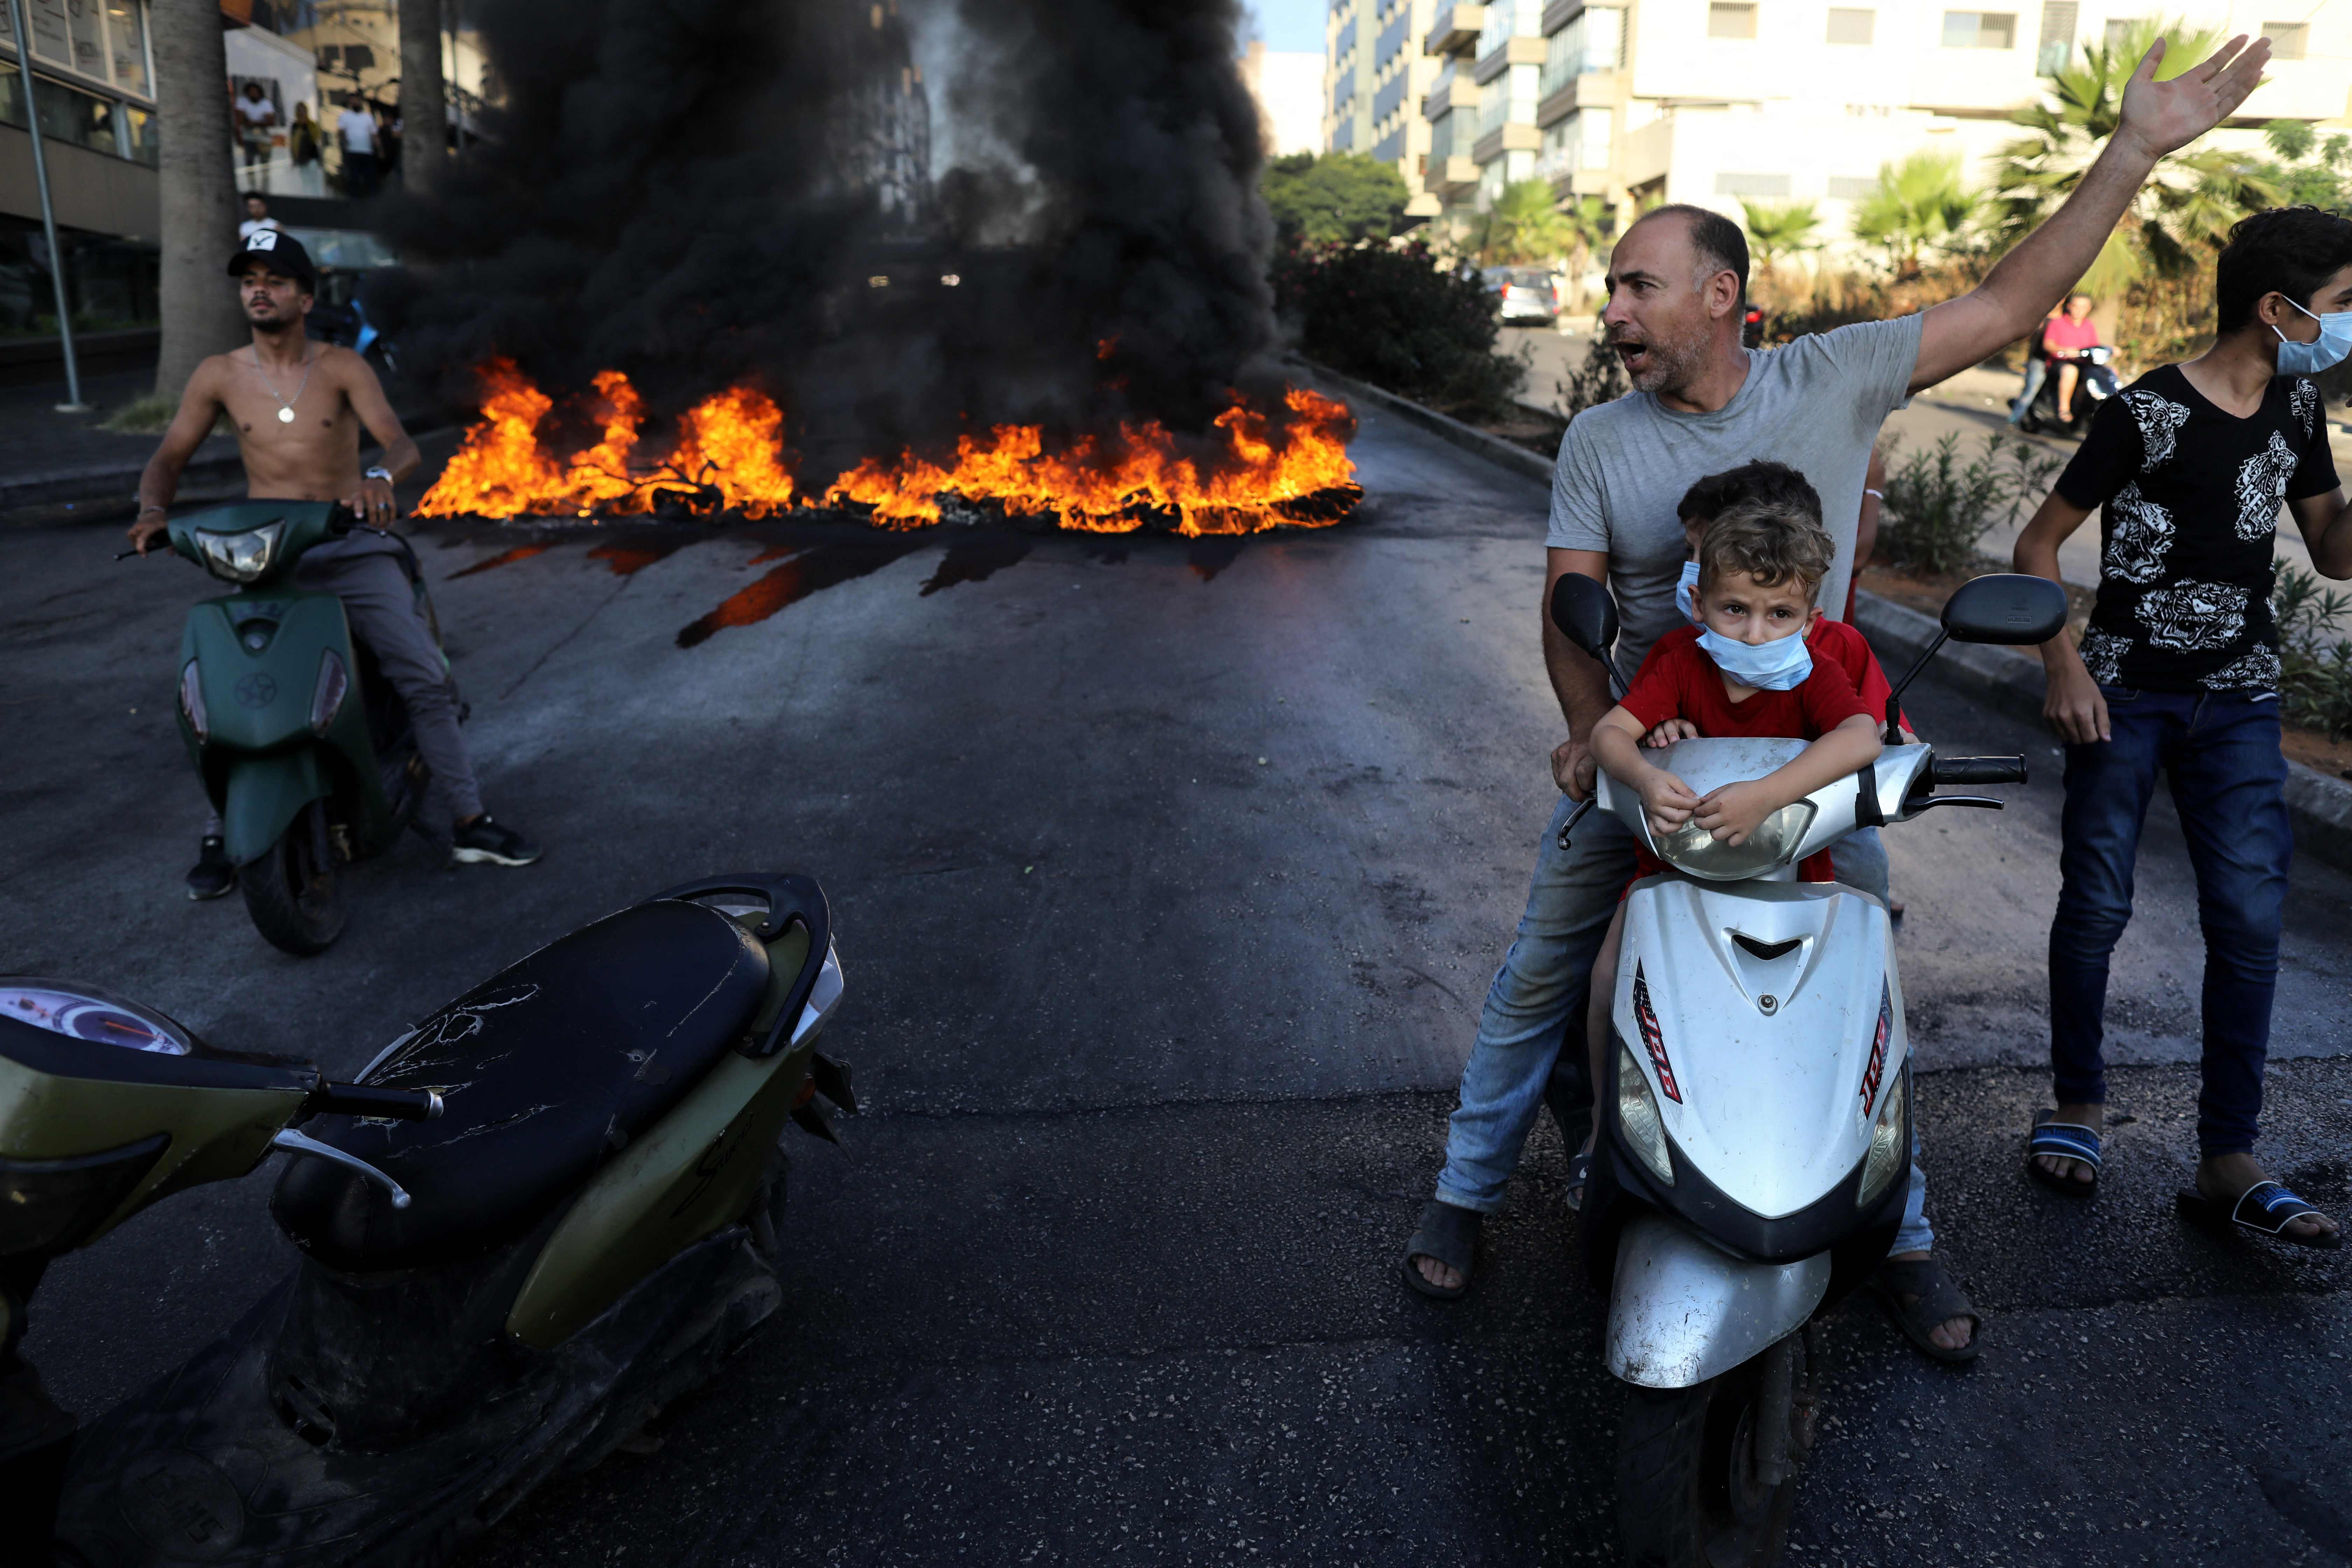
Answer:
[{"left": 238, "top": 802, "right": 348, "bottom": 956}]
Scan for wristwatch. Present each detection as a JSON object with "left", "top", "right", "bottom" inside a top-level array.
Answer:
[{"left": 364, "top": 466, "right": 394, "bottom": 484}]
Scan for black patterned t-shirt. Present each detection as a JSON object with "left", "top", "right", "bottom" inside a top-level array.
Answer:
[{"left": 2054, "top": 365, "right": 2339, "bottom": 693}]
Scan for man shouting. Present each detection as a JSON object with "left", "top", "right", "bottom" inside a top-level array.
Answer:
[{"left": 130, "top": 229, "right": 541, "bottom": 894}]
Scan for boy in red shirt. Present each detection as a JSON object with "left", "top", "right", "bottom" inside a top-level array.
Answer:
[{"left": 1570, "top": 495, "right": 1885, "bottom": 1186}]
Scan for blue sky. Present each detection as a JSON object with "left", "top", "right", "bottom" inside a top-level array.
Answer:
[{"left": 1246, "top": 0, "right": 1327, "bottom": 54}]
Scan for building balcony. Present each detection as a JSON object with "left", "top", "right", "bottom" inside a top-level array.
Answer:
[
  {"left": 1431, "top": 154, "right": 1482, "bottom": 193},
  {"left": 1471, "top": 121, "right": 1542, "bottom": 163},
  {"left": 1421, "top": 75, "right": 1481, "bottom": 119},
  {"left": 1423, "top": 4, "right": 1488, "bottom": 57},
  {"left": 1536, "top": 74, "right": 1616, "bottom": 127},
  {"left": 1472, "top": 34, "right": 1546, "bottom": 85},
  {"left": 1540, "top": 0, "right": 1603, "bottom": 34}
]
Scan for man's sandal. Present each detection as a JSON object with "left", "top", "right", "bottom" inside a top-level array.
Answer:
[
  {"left": 2175, "top": 1181, "right": 2343, "bottom": 1251},
  {"left": 1865, "top": 1257, "right": 1983, "bottom": 1364},
  {"left": 1401, "top": 1200, "right": 1480, "bottom": 1300},
  {"left": 2024, "top": 1109, "right": 2102, "bottom": 1197}
]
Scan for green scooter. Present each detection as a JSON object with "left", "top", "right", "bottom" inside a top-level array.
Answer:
[{"left": 154, "top": 500, "right": 436, "bottom": 955}]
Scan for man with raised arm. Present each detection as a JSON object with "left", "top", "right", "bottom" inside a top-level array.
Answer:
[
  {"left": 129, "top": 229, "right": 541, "bottom": 894},
  {"left": 1399, "top": 36, "right": 2270, "bottom": 1362}
]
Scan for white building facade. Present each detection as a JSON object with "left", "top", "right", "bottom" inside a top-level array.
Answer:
[
  {"left": 1415, "top": 0, "right": 2351, "bottom": 245},
  {"left": 1326, "top": 1, "right": 1449, "bottom": 216}
]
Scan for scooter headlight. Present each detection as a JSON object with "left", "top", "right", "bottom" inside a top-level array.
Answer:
[
  {"left": 195, "top": 520, "right": 286, "bottom": 584},
  {"left": 177, "top": 658, "right": 208, "bottom": 742},
  {"left": 1649, "top": 800, "right": 1817, "bottom": 882},
  {"left": 1616, "top": 1040, "right": 1675, "bottom": 1187},
  {"left": 1858, "top": 1068, "right": 1908, "bottom": 1209}
]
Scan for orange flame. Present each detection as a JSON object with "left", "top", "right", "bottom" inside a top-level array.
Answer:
[{"left": 418, "top": 362, "right": 1353, "bottom": 535}]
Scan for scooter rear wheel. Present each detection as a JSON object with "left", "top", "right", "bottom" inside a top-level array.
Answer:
[
  {"left": 1616, "top": 1345, "right": 1803, "bottom": 1568},
  {"left": 238, "top": 800, "right": 348, "bottom": 956}
]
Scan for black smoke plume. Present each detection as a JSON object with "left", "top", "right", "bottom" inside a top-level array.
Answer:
[{"left": 380, "top": 0, "right": 1281, "bottom": 474}]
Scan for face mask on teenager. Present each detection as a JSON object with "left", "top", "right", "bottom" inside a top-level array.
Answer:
[
  {"left": 1674, "top": 559, "right": 1702, "bottom": 623},
  {"left": 2274, "top": 298, "right": 2352, "bottom": 376},
  {"left": 1695, "top": 624, "right": 1814, "bottom": 690}
]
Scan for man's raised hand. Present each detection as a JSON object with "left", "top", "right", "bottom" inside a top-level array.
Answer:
[{"left": 2116, "top": 34, "right": 2269, "bottom": 161}]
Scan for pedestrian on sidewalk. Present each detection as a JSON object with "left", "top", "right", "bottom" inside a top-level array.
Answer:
[
  {"left": 127, "top": 229, "right": 543, "bottom": 893},
  {"left": 2010, "top": 205, "right": 2352, "bottom": 1248},
  {"left": 238, "top": 194, "right": 280, "bottom": 243},
  {"left": 234, "top": 81, "right": 279, "bottom": 182},
  {"left": 1400, "top": 33, "right": 2275, "bottom": 1363},
  {"left": 336, "top": 92, "right": 380, "bottom": 198}
]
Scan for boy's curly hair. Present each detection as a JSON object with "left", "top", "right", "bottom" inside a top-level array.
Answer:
[
  {"left": 1698, "top": 498, "right": 1835, "bottom": 602},
  {"left": 1677, "top": 459, "right": 1823, "bottom": 526}
]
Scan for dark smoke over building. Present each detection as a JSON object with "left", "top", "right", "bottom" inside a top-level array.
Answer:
[{"left": 381, "top": 0, "right": 1277, "bottom": 470}]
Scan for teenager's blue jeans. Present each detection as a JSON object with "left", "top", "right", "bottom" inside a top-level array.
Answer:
[
  {"left": 1436, "top": 798, "right": 1932, "bottom": 1254},
  {"left": 2050, "top": 687, "right": 2291, "bottom": 1156},
  {"left": 2007, "top": 358, "right": 2047, "bottom": 424}
]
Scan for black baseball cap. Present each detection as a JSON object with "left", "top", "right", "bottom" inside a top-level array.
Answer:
[{"left": 228, "top": 227, "right": 316, "bottom": 289}]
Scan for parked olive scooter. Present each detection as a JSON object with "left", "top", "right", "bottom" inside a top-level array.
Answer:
[
  {"left": 1549, "top": 573, "right": 2068, "bottom": 1568},
  {"left": 0, "top": 873, "right": 850, "bottom": 1566},
  {"left": 146, "top": 499, "right": 435, "bottom": 955}
]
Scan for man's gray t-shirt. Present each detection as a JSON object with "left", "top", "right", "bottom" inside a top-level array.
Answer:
[{"left": 1547, "top": 314, "right": 1923, "bottom": 684}]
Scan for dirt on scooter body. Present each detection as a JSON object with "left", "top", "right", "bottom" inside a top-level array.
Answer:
[
  {"left": 0, "top": 873, "right": 853, "bottom": 1567},
  {"left": 153, "top": 499, "right": 434, "bottom": 955},
  {"left": 1548, "top": 573, "right": 2067, "bottom": 1568}
]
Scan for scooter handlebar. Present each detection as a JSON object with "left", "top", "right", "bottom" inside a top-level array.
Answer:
[
  {"left": 308, "top": 1081, "right": 443, "bottom": 1121},
  {"left": 1928, "top": 755, "right": 2026, "bottom": 786}
]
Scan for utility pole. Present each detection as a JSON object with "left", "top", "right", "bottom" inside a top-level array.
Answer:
[{"left": 6, "top": 0, "right": 89, "bottom": 412}]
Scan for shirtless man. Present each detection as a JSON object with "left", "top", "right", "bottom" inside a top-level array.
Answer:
[{"left": 129, "top": 229, "right": 541, "bottom": 895}]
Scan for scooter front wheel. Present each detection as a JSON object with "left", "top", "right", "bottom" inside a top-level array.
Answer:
[
  {"left": 239, "top": 800, "right": 348, "bottom": 956},
  {"left": 1615, "top": 1338, "right": 1806, "bottom": 1568}
]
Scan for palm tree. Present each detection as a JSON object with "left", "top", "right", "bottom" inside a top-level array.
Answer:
[
  {"left": 1989, "top": 18, "right": 2283, "bottom": 296},
  {"left": 1852, "top": 152, "right": 1978, "bottom": 279},
  {"left": 1475, "top": 180, "right": 1574, "bottom": 266},
  {"left": 1740, "top": 199, "right": 1820, "bottom": 300},
  {"left": 150, "top": 0, "right": 244, "bottom": 404}
]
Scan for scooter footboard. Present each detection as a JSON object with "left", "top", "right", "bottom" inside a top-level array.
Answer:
[{"left": 1605, "top": 1217, "right": 1830, "bottom": 1388}]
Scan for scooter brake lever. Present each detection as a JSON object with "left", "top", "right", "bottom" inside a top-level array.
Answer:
[{"left": 271, "top": 1127, "right": 413, "bottom": 1209}]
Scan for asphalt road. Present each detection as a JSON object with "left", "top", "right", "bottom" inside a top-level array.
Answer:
[{"left": 4, "top": 385, "right": 2348, "bottom": 1565}]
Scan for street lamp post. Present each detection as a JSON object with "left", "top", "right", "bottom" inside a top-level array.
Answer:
[{"left": 6, "top": 0, "right": 90, "bottom": 413}]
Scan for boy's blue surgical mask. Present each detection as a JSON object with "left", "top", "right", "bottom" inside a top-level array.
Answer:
[
  {"left": 1674, "top": 559, "right": 1701, "bottom": 622},
  {"left": 2274, "top": 297, "right": 2352, "bottom": 376},
  {"left": 1695, "top": 625, "right": 1815, "bottom": 691}
]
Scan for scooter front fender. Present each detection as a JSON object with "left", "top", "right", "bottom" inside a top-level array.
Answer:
[
  {"left": 222, "top": 751, "right": 329, "bottom": 867},
  {"left": 1605, "top": 1216, "right": 1829, "bottom": 1388}
]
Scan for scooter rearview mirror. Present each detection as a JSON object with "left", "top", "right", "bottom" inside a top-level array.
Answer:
[
  {"left": 1940, "top": 573, "right": 2068, "bottom": 647},
  {"left": 1549, "top": 572, "right": 1619, "bottom": 664}
]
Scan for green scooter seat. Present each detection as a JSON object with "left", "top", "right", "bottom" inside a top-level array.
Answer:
[{"left": 270, "top": 900, "right": 770, "bottom": 1273}]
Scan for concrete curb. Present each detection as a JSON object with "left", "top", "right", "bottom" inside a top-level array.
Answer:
[
  {"left": 1852, "top": 590, "right": 2352, "bottom": 875},
  {"left": 1301, "top": 359, "right": 1556, "bottom": 488}
]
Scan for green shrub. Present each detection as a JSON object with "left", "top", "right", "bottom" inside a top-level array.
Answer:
[
  {"left": 1878, "top": 430, "right": 2061, "bottom": 577},
  {"left": 1273, "top": 239, "right": 1526, "bottom": 420},
  {"left": 2273, "top": 563, "right": 2352, "bottom": 739},
  {"left": 101, "top": 394, "right": 178, "bottom": 435},
  {"left": 1557, "top": 330, "right": 1628, "bottom": 420}
]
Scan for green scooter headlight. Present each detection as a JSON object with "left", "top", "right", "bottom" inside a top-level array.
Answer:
[{"left": 196, "top": 520, "right": 287, "bottom": 583}]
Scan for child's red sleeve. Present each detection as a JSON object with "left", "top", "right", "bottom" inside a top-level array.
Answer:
[
  {"left": 1813, "top": 620, "right": 1900, "bottom": 729},
  {"left": 1795, "top": 657, "right": 1872, "bottom": 736},
  {"left": 1617, "top": 638, "right": 1689, "bottom": 733}
]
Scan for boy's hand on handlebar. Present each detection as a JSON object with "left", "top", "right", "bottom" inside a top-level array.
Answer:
[
  {"left": 127, "top": 513, "right": 169, "bottom": 554},
  {"left": 1637, "top": 769, "right": 1700, "bottom": 837},
  {"left": 1641, "top": 718, "right": 1700, "bottom": 749},
  {"left": 1694, "top": 779, "right": 1778, "bottom": 846}
]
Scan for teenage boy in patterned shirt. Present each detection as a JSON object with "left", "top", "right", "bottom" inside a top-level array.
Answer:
[{"left": 2012, "top": 206, "right": 2352, "bottom": 1247}]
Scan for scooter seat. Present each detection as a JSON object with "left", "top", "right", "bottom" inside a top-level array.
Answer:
[{"left": 271, "top": 899, "right": 770, "bottom": 1273}]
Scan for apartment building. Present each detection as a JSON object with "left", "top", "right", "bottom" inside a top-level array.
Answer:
[
  {"left": 1418, "top": 0, "right": 2351, "bottom": 250},
  {"left": 1326, "top": 1, "right": 1449, "bottom": 216}
]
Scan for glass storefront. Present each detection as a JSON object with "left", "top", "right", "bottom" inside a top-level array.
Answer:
[
  {"left": 1, "top": 0, "right": 158, "bottom": 164},
  {"left": 0, "top": 213, "right": 159, "bottom": 339}
]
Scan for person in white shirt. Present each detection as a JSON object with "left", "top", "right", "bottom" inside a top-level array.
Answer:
[
  {"left": 237, "top": 194, "right": 280, "bottom": 242},
  {"left": 336, "top": 92, "right": 381, "bottom": 198},
  {"left": 234, "top": 82, "right": 278, "bottom": 175}
]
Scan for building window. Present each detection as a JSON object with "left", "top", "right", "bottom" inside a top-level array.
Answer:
[
  {"left": 1826, "top": 8, "right": 1875, "bottom": 44},
  {"left": 1942, "top": 11, "right": 2017, "bottom": 48},
  {"left": 1708, "top": 3, "right": 1758, "bottom": 39},
  {"left": 1827, "top": 175, "right": 1879, "bottom": 200},
  {"left": 2037, "top": 2, "right": 2077, "bottom": 73},
  {"left": 1715, "top": 172, "right": 1791, "bottom": 197},
  {"left": 2261, "top": 21, "right": 2308, "bottom": 59},
  {"left": 2102, "top": 18, "right": 2142, "bottom": 51}
]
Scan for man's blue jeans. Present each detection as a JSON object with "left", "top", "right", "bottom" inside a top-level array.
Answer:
[
  {"left": 2050, "top": 687, "right": 2291, "bottom": 1156},
  {"left": 2007, "top": 358, "right": 2047, "bottom": 424},
  {"left": 1437, "top": 798, "right": 1932, "bottom": 1254}
]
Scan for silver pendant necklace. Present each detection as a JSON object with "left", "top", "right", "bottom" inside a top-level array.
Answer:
[{"left": 252, "top": 346, "right": 316, "bottom": 423}]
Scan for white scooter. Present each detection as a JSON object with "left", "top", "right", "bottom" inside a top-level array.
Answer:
[{"left": 1548, "top": 572, "right": 2067, "bottom": 1568}]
